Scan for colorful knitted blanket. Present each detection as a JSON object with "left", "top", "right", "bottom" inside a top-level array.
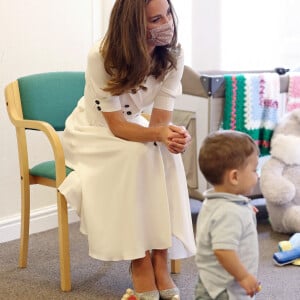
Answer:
[
  {"left": 222, "top": 73, "right": 280, "bottom": 156},
  {"left": 287, "top": 72, "right": 300, "bottom": 112}
]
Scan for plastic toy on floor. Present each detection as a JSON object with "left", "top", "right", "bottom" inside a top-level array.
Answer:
[
  {"left": 121, "top": 288, "right": 180, "bottom": 300},
  {"left": 121, "top": 289, "right": 140, "bottom": 300},
  {"left": 273, "top": 233, "right": 300, "bottom": 266}
]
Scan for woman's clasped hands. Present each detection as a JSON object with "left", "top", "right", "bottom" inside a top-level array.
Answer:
[{"left": 162, "top": 125, "right": 191, "bottom": 154}]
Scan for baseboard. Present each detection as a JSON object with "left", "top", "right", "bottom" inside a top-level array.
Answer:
[{"left": 0, "top": 205, "right": 80, "bottom": 243}]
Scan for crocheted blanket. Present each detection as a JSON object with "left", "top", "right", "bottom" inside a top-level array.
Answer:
[
  {"left": 222, "top": 73, "right": 280, "bottom": 156},
  {"left": 287, "top": 72, "right": 300, "bottom": 112}
]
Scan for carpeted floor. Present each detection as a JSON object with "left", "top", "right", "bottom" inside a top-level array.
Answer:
[{"left": 1, "top": 199, "right": 300, "bottom": 300}]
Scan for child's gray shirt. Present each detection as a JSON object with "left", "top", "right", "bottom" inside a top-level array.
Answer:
[{"left": 195, "top": 189, "right": 259, "bottom": 300}]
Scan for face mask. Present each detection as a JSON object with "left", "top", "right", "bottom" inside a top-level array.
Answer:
[{"left": 147, "top": 20, "right": 174, "bottom": 47}]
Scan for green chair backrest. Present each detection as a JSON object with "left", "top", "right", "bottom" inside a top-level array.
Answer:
[{"left": 18, "top": 72, "right": 85, "bottom": 131}]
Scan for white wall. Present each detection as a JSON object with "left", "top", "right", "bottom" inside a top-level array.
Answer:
[
  {"left": 220, "top": 0, "right": 282, "bottom": 71},
  {"left": 187, "top": 0, "right": 300, "bottom": 71},
  {"left": 190, "top": 0, "right": 222, "bottom": 71},
  {"left": 0, "top": 0, "right": 115, "bottom": 242},
  {"left": 172, "top": 0, "right": 193, "bottom": 67}
]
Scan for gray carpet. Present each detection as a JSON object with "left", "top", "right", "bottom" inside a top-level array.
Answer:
[{"left": 1, "top": 199, "right": 300, "bottom": 300}]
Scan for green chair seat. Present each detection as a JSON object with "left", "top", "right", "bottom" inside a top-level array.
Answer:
[{"left": 30, "top": 161, "right": 73, "bottom": 180}]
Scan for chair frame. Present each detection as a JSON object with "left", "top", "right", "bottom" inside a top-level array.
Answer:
[{"left": 5, "top": 79, "right": 71, "bottom": 291}]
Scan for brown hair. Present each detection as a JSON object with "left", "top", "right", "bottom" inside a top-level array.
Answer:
[
  {"left": 199, "top": 130, "right": 259, "bottom": 185},
  {"left": 100, "top": 0, "right": 179, "bottom": 96}
]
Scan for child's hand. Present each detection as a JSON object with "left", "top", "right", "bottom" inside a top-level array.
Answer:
[
  {"left": 238, "top": 273, "right": 261, "bottom": 297},
  {"left": 251, "top": 205, "right": 259, "bottom": 214}
]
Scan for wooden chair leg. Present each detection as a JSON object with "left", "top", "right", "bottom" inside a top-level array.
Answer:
[
  {"left": 171, "top": 259, "right": 181, "bottom": 274},
  {"left": 19, "top": 178, "right": 30, "bottom": 268},
  {"left": 57, "top": 192, "right": 71, "bottom": 292}
]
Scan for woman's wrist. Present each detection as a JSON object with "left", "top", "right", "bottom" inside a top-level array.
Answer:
[{"left": 154, "top": 126, "right": 164, "bottom": 143}]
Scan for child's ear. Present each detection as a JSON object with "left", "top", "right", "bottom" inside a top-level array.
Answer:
[{"left": 228, "top": 169, "right": 238, "bottom": 185}]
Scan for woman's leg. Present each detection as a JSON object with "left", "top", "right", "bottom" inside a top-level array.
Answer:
[
  {"left": 131, "top": 251, "right": 157, "bottom": 292},
  {"left": 151, "top": 249, "right": 176, "bottom": 290}
]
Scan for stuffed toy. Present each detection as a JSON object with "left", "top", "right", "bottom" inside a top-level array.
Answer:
[{"left": 260, "top": 108, "right": 300, "bottom": 233}]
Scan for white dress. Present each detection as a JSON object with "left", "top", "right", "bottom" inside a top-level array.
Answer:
[{"left": 59, "top": 42, "right": 196, "bottom": 261}]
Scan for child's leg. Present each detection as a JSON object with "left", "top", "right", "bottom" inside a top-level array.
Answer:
[
  {"left": 194, "top": 276, "right": 229, "bottom": 300},
  {"left": 194, "top": 276, "right": 213, "bottom": 300},
  {"left": 216, "top": 290, "right": 229, "bottom": 300}
]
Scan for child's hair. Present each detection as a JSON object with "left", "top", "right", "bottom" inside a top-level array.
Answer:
[{"left": 199, "top": 130, "right": 259, "bottom": 185}]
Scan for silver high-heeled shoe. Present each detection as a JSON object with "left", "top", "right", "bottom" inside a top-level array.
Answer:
[
  {"left": 135, "top": 289, "right": 160, "bottom": 300},
  {"left": 159, "top": 287, "right": 180, "bottom": 299},
  {"left": 121, "top": 288, "right": 160, "bottom": 300},
  {"left": 125, "top": 264, "right": 160, "bottom": 300}
]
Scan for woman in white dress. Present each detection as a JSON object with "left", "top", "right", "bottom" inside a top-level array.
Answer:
[{"left": 59, "top": 0, "right": 196, "bottom": 299}]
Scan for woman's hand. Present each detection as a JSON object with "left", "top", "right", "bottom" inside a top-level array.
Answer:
[
  {"left": 103, "top": 109, "right": 191, "bottom": 154},
  {"left": 160, "top": 125, "right": 191, "bottom": 154},
  {"left": 168, "top": 125, "right": 191, "bottom": 154}
]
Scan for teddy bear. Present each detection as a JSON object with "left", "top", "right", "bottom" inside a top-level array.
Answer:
[{"left": 260, "top": 108, "right": 300, "bottom": 233}]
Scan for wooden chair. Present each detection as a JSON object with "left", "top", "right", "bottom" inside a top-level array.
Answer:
[
  {"left": 4, "top": 72, "right": 180, "bottom": 292},
  {"left": 4, "top": 72, "right": 85, "bottom": 291}
]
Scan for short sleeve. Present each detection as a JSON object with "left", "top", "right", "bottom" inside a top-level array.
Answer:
[
  {"left": 84, "top": 42, "right": 121, "bottom": 112},
  {"left": 210, "top": 206, "right": 243, "bottom": 251},
  {"left": 153, "top": 48, "right": 184, "bottom": 111}
]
